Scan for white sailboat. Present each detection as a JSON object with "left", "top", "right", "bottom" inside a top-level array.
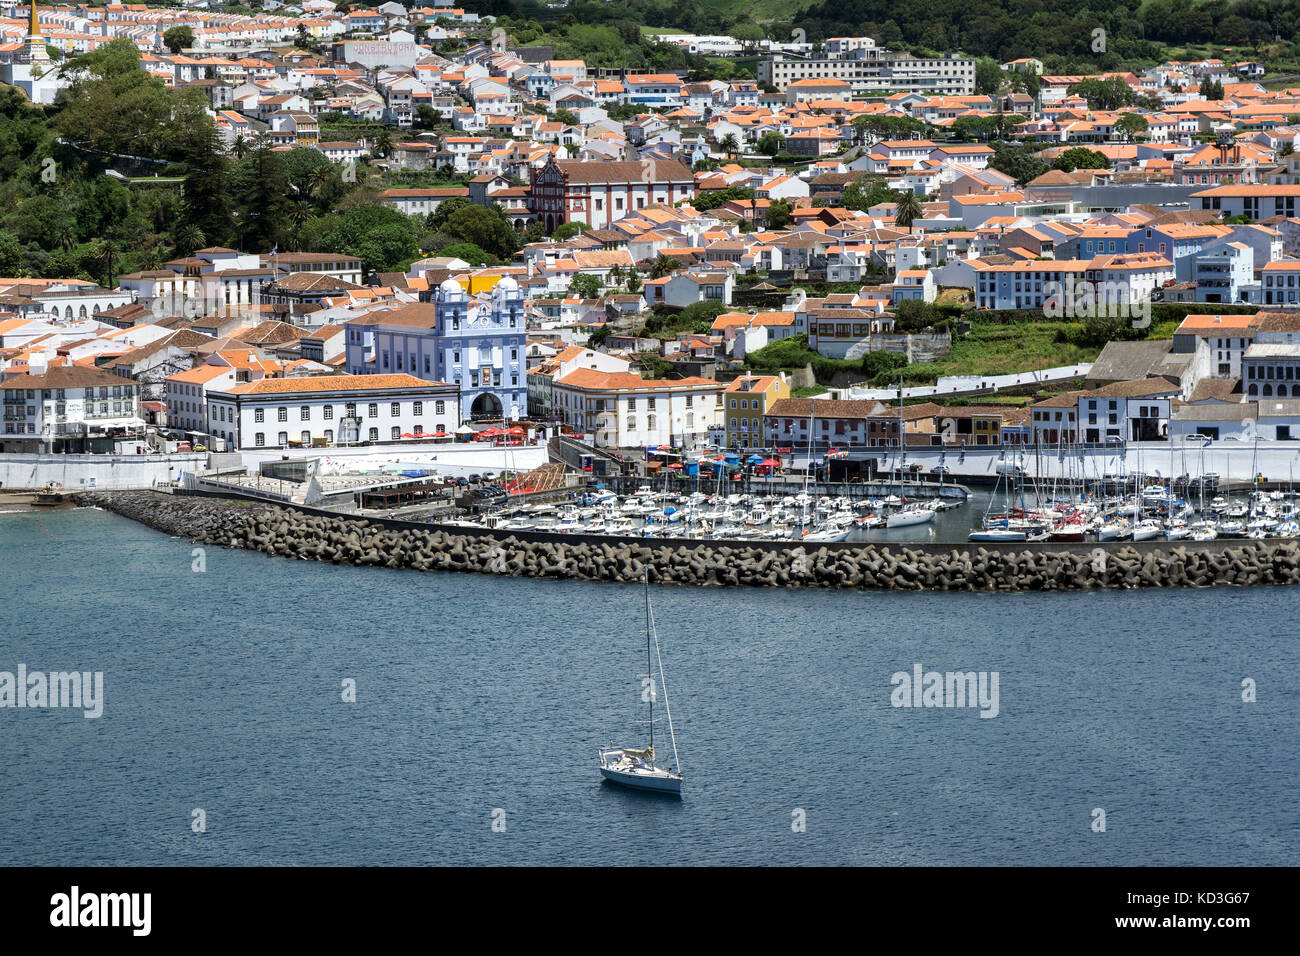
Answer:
[{"left": 598, "top": 576, "right": 683, "bottom": 796}]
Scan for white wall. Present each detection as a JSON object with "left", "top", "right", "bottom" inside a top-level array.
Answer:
[
  {"left": 0, "top": 453, "right": 207, "bottom": 491},
  {"left": 867, "top": 441, "right": 1300, "bottom": 483}
]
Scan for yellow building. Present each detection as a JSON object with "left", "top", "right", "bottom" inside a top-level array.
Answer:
[{"left": 724, "top": 374, "right": 790, "bottom": 449}]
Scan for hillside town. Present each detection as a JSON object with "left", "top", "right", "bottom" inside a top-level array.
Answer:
[{"left": 6, "top": 9, "right": 1300, "bottom": 471}]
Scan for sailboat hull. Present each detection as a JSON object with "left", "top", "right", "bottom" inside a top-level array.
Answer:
[
  {"left": 599, "top": 765, "right": 683, "bottom": 794},
  {"left": 886, "top": 508, "right": 935, "bottom": 528}
]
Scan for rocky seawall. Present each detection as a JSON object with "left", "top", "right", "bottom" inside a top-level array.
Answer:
[{"left": 80, "top": 491, "right": 1300, "bottom": 591}]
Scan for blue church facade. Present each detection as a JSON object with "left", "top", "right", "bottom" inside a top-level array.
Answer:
[{"left": 343, "top": 277, "right": 528, "bottom": 421}]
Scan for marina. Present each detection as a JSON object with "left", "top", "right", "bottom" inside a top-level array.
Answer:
[{"left": 446, "top": 472, "right": 1300, "bottom": 545}]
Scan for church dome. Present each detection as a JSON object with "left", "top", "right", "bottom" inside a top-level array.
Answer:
[
  {"left": 494, "top": 276, "right": 519, "bottom": 293},
  {"left": 440, "top": 277, "right": 463, "bottom": 295}
]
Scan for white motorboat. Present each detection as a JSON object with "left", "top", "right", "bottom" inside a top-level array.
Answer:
[
  {"left": 598, "top": 576, "right": 683, "bottom": 796},
  {"left": 968, "top": 527, "right": 1027, "bottom": 542},
  {"left": 803, "top": 523, "right": 852, "bottom": 542},
  {"left": 1131, "top": 519, "right": 1163, "bottom": 542},
  {"left": 1096, "top": 521, "right": 1130, "bottom": 542}
]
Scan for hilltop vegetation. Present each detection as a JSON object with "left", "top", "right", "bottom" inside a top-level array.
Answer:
[
  {"left": 0, "top": 39, "right": 525, "bottom": 281},
  {"left": 480, "top": 0, "right": 1300, "bottom": 75}
]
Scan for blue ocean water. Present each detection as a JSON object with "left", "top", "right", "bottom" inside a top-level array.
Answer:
[{"left": 0, "top": 507, "right": 1295, "bottom": 866}]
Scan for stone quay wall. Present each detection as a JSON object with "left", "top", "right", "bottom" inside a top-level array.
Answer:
[{"left": 80, "top": 490, "right": 1300, "bottom": 591}]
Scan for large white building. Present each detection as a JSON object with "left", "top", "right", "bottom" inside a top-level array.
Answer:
[
  {"left": 205, "top": 374, "right": 460, "bottom": 450},
  {"left": 0, "top": 362, "right": 143, "bottom": 452},
  {"left": 758, "top": 42, "right": 975, "bottom": 96},
  {"left": 550, "top": 368, "right": 724, "bottom": 450}
]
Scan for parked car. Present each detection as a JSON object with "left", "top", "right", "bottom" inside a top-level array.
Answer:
[
  {"left": 467, "top": 473, "right": 481, "bottom": 484},
  {"left": 930, "top": 465, "right": 950, "bottom": 476}
]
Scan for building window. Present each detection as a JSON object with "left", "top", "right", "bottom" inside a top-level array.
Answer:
[
  {"left": 436, "top": 400, "right": 445, "bottom": 414},
  {"left": 255, "top": 408, "right": 264, "bottom": 422},
  {"left": 368, "top": 403, "right": 378, "bottom": 418},
  {"left": 368, "top": 427, "right": 378, "bottom": 441},
  {"left": 413, "top": 401, "right": 423, "bottom": 415},
  {"left": 392, "top": 426, "right": 401, "bottom": 440},
  {"left": 277, "top": 407, "right": 288, "bottom": 422},
  {"left": 278, "top": 431, "right": 288, "bottom": 445},
  {"left": 391, "top": 402, "right": 400, "bottom": 416},
  {"left": 324, "top": 406, "right": 334, "bottom": 420},
  {"left": 300, "top": 406, "right": 310, "bottom": 420}
]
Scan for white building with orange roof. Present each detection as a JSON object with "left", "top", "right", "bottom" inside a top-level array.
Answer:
[
  {"left": 164, "top": 363, "right": 240, "bottom": 436},
  {"left": 207, "top": 373, "right": 460, "bottom": 450},
  {"left": 525, "top": 345, "right": 632, "bottom": 420},
  {"left": 550, "top": 367, "right": 723, "bottom": 450}
]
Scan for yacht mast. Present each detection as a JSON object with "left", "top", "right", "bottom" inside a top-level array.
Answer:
[
  {"left": 647, "top": 582, "right": 680, "bottom": 774},
  {"left": 644, "top": 574, "right": 653, "bottom": 757}
]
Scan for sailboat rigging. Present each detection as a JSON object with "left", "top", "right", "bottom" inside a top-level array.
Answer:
[{"left": 598, "top": 575, "right": 683, "bottom": 795}]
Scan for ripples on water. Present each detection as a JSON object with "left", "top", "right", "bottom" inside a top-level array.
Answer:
[{"left": 1, "top": 509, "right": 1296, "bottom": 865}]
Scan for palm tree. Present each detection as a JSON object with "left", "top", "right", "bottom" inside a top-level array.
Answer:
[
  {"left": 894, "top": 190, "right": 924, "bottom": 234},
  {"left": 649, "top": 254, "right": 681, "bottom": 279},
  {"left": 311, "top": 165, "right": 335, "bottom": 207},
  {"left": 719, "top": 133, "right": 739, "bottom": 160},
  {"left": 230, "top": 133, "right": 252, "bottom": 159},
  {"left": 285, "top": 200, "right": 313, "bottom": 247},
  {"left": 373, "top": 127, "right": 394, "bottom": 159},
  {"left": 177, "top": 224, "right": 206, "bottom": 255}
]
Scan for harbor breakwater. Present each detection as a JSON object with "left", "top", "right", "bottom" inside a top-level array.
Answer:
[{"left": 81, "top": 491, "right": 1300, "bottom": 591}]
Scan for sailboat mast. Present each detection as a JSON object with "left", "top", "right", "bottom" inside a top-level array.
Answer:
[
  {"left": 645, "top": 574, "right": 653, "bottom": 756},
  {"left": 647, "top": 582, "right": 681, "bottom": 774}
]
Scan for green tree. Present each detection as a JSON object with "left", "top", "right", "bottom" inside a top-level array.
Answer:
[
  {"left": 443, "top": 204, "right": 519, "bottom": 261},
  {"left": 766, "top": 199, "right": 793, "bottom": 230},
  {"left": 0, "top": 230, "right": 24, "bottom": 276},
  {"left": 974, "top": 57, "right": 1004, "bottom": 96},
  {"left": 162, "top": 26, "right": 194, "bottom": 54},
  {"left": 371, "top": 127, "right": 394, "bottom": 159},
  {"left": 552, "top": 220, "right": 588, "bottom": 240},
  {"left": 894, "top": 190, "right": 923, "bottom": 233},
  {"left": 437, "top": 241, "right": 494, "bottom": 265},
  {"left": 1053, "top": 147, "right": 1109, "bottom": 173},
  {"left": 1066, "top": 78, "right": 1135, "bottom": 112},
  {"left": 718, "top": 132, "right": 740, "bottom": 159},
  {"left": 53, "top": 40, "right": 178, "bottom": 158},
  {"left": 1114, "top": 113, "right": 1149, "bottom": 142},
  {"left": 841, "top": 176, "right": 894, "bottom": 212},
  {"left": 989, "top": 143, "right": 1050, "bottom": 185},
  {"left": 307, "top": 204, "right": 421, "bottom": 275},
  {"left": 569, "top": 273, "right": 601, "bottom": 298},
  {"left": 649, "top": 253, "right": 681, "bottom": 279},
  {"left": 756, "top": 130, "right": 786, "bottom": 156},
  {"left": 180, "top": 116, "right": 233, "bottom": 248}
]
